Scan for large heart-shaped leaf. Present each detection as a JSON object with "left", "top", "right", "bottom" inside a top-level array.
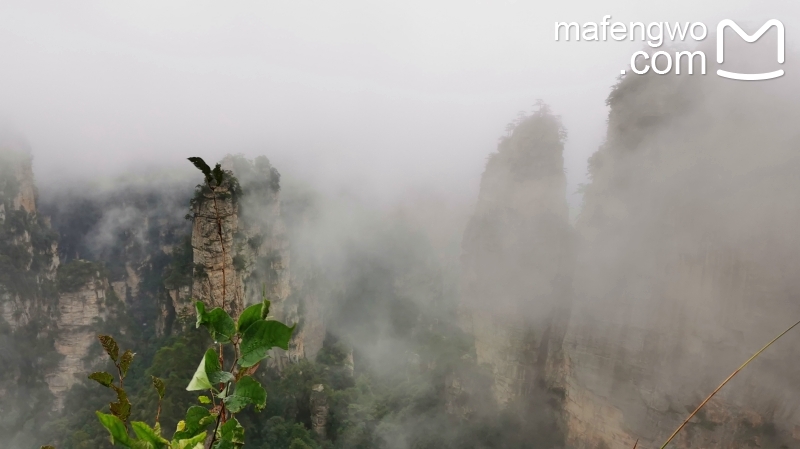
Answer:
[
  {"left": 236, "top": 299, "right": 270, "bottom": 333},
  {"left": 187, "top": 349, "right": 234, "bottom": 391},
  {"left": 195, "top": 302, "right": 236, "bottom": 344},
  {"left": 222, "top": 376, "right": 267, "bottom": 413},
  {"left": 238, "top": 320, "right": 295, "bottom": 368}
]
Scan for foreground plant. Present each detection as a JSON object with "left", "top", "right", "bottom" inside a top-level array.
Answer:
[
  {"left": 41, "top": 156, "right": 295, "bottom": 449},
  {"left": 43, "top": 297, "right": 293, "bottom": 449}
]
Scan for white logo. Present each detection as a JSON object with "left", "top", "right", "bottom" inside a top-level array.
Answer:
[{"left": 717, "top": 19, "right": 785, "bottom": 81}]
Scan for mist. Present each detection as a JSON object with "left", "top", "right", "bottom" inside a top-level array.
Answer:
[
  {"left": 2, "top": 1, "right": 796, "bottom": 210},
  {"left": 1, "top": 2, "right": 800, "bottom": 449}
]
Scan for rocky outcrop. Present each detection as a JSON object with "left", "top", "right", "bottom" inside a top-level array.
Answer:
[
  {"left": 42, "top": 175, "right": 196, "bottom": 338},
  {"left": 189, "top": 155, "right": 324, "bottom": 365},
  {"left": 565, "top": 67, "right": 800, "bottom": 447},
  {"left": 189, "top": 172, "right": 242, "bottom": 316},
  {"left": 48, "top": 267, "right": 109, "bottom": 409},
  {"left": 458, "top": 107, "right": 574, "bottom": 421},
  {"left": 0, "top": 141, "right": 58, "bottom": 324}
]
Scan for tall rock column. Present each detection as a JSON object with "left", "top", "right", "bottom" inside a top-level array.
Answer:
[
  {"left": 188, "top": 154, "right": 323, "bottom": 365},
  {"left": 189, "top": 169, "right": 243, "bottom": 318},
  {"left": 459, "top": 107, "right": 574, "bottom": 411},
  {"left": 0, "top": 143, "right": 58, "bottom": 329},
  {"left": 566, "top": 66, "right": 800, "bottom": 448}
]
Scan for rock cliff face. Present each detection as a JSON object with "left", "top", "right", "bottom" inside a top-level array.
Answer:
[
  {"left": 0, "top": 143, "right": 58, "bottom": 329},
  {"left": 458, "top": 67, "right": 800, "bottom": 448},
  {"left": 0, "top": 142, "right": 120, "bottom": 415},
  {"left": 0, "top": 141, "right": 140, "bottom": 415},
  {"left": 44, "top": 179, "right": 195, "bottom": 338},
  {"left": 48, "top": 264, "right": 110, "bottom": 409},
  {"left": 459, "top": 107, "right": 574, "bottom": 427},
  {"left": 564, "top": 71, "right": 800, "bottom": 447}
]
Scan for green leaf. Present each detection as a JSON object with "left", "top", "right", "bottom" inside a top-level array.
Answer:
[
  {"left": 96, "top": 411, "right": 133, "bottom": 446},
  {"left": 188, "top": 157, "right": 213, "bottom": 184},
  {"left": 239, "top": 320, "right": 296, "bottom": 368},
  {"left": 131, "top": 421, "right": 169, "bottom": 449},
  {"left": 213, "top": 417, "right": 244, "bottom": 448},
  {"left": 173, "top": 406, "right": 216, "bottom": 441},
  {"left": 98, "top": 335, "right": 120, "bottom": 362},
  {"left": 152, "top": 376, "right": 166, "bottom": 399},
  {"left": 119, "top": 350, "right": 134, "bottom": 377},
  {"left": 206, "top": 350, "right": 235, "bottom": 385},
  {"left": 195, "top": 302, "right": 236, "bottom": 344},
  {"left": 222, "top": 375, "right": 267, "bottom": 413},
  {"left": 173, "top": 432, "right": 207, "bottom": 449},
  {"left": 109, "top": 385, "right": 132, "bottom": 422},
  {"left": 198, "top": 395, "right": 212, "bottom": 404},
  {"left": 186, "top": 352, "right": 212, "bottom": 391},
  {"left": 237, "top": 299, "right": 269, "bottom": 333},
  {"left": 187, "top": 349, "right": 234, "bottom": 391},
  {"left": 89, "top": 371, "right": 114, "bottom": 388}
]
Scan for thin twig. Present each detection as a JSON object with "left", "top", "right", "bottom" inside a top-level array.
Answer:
[
  {"left": 155, "top": 398, "right": 162, "bottom": 425},
  {"left": 206, "top": 411, "right": 223, "bottom": 449},
  {"left": 659, "top": 318, "right": 800, "bottom": 449}
]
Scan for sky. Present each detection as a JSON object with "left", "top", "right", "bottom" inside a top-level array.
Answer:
[{"left": 0, "top": 0, "right": 797, "bottom": 211}]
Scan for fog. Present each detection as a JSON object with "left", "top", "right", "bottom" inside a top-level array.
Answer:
[
  {"left": 2, "top": 2, "right": 800, "bottom": 448},
  {"left": 1, "top": 0, "right": 797, "bottom": 212}
]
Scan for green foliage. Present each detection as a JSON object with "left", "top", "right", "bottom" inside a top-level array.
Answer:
[
  {"left": 153, "top": 376, "right": 166, "bottom": 399},
  {"left": 216, "top": 417, "right": 245, "bottom": 448},
  {"left": 89, "top": 371, "right": 115, "bottom": 388},
  {"left": 187, "top": 157, "right": 215, "bottom": 187},
  {"left": 99, "top": 335, "right": 121, "bottom": 362},
  {"left": 188, "top": 156, "right": 242, "bottom": 210},
  {"left": 0, "top": 205, "right": 59, "bottom": 299},
  {"left": 196, "top": 302, "right": 236, "bottom": 344},
  {"left": 187, "top": 348, "right": 232, "bottom": 391},
  {"left": 237, "top": 299, "right": 270, "bottom": 334},
  {"left": 238, "top": 320, "right": 295, "bottom": 367},
  {"left": 172, "top": 406, "right": 214, "bottom": 441},
  {"left": 95, "top": 412, "right": 133, "bottom": 446},
  {"left": 119, "top": 350, "right": 135, "bottom": 375},
  {"left": 57, "top": 260, "right": 106, "bottom": 293},
  {"left": 66, "top": 272, "right": 296, "bottom": 449},
  {"left": 223, "top": 376, "right": 267, "bottom": 413},
  {"left": 131, "top": 421, "right": 170, "bottom": 448}
]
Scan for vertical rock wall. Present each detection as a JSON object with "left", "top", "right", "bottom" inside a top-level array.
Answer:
[
  {"left": 189, "top": 155, "right": 324, "bottom": 364},
  {"left": 565, "top": 69, "right": 800, "bottom": 447},
  {"left": 459, "top": 108, "right": 574, "bottom": 416},
  {"left": 48, "top": 269, "right": 109, "bottom": 409}
]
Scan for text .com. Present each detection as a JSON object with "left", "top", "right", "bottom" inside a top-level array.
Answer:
[{"left": 555, "top": 16, "right": 785, "bottom": 80}]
